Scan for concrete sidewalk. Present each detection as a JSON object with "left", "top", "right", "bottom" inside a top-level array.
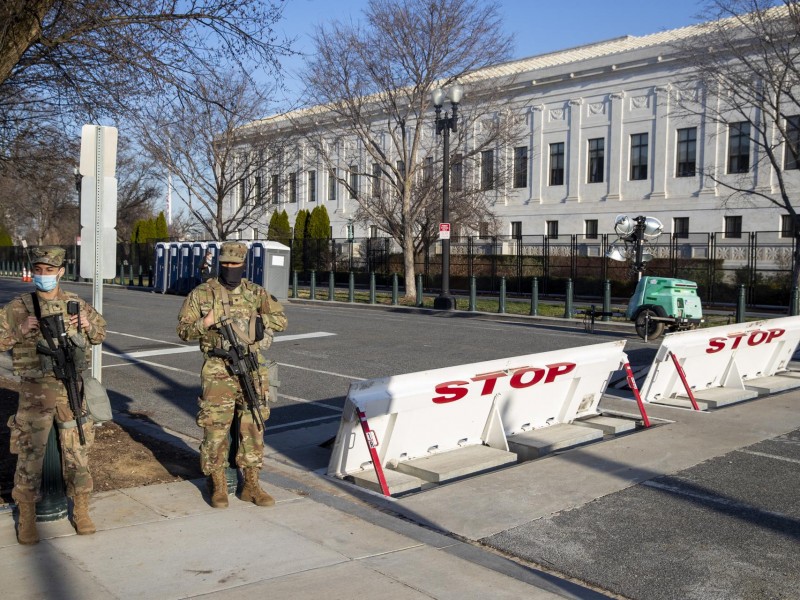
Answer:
[{"left": 0, "top": 471, "right": 596, "bottom": 599}]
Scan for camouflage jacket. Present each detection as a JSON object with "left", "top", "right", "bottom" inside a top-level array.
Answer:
[
  {"left": 0, "top": 288, "right": 107, "bottom": 379},
  {"left": 176, "top": 278, "right": 287, "bottom": 355}
]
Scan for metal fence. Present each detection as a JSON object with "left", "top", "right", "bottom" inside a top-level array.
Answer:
[{"left": 0, "top": 230, "right": 795, "bottom": 307}]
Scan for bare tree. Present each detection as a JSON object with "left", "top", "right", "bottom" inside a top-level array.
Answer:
[
  {"left": 139, "top": 72, "right": 289, "bottom": 240},
  {"left": 673, "top": 0, "right": 800, "bottom": 285},
  {"left": 115, "top": 138, "right": 163, "bottom": 242},
  {"left": 0, "top": 0, "right": 292, "bottom": 170},
  {"left": 296, "top": 0, "right": 517, "bottom": 299}
]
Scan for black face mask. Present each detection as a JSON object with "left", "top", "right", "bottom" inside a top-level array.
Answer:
[{"left": 218, "top": 265, "right": 244, "bottom": 289}]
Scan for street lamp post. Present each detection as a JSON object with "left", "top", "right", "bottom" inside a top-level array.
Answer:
[
  {"left": 73, "top": 167, "right": 82, "bottom": 281},
  {"left": 431, "top": 83, "right": 463, "bottom": 310}
]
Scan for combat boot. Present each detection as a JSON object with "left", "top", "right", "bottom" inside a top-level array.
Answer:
[
  {"left": 241, "top": 467, "right": 275, "bottom": 507},
  {"left": 16, "top": 501, "right": 39, "bottom": 545},
  {"left": 209, "top": 469, "right": 228, "bottom": 508},
  {"left": 72, "top": 493, "right": 96, "bottom": 535}
]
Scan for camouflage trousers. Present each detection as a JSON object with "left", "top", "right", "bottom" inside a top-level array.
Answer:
[
  {"left": 8, "top": 378, "right": 95, "bottom": 503},
  {"left": 196, "top": 359, "right": 269, "bottom": 476}
]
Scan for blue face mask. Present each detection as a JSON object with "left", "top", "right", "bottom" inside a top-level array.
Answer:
[{"left": 33, "top": 274, "right": 59, "bottom": 292}]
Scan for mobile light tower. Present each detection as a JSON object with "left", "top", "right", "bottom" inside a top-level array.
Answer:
[{"left": 431, "top": 82, "right": 463, "bottom": 310}]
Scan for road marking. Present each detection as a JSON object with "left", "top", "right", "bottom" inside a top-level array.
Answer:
[
  {"left": 104, "top": 331, "right": 337, "bottom": 359},
  {"left": 278, "top": 362, "right": 366, "bottom": 381},
  {"left": 102, "top": 358, "right": 197, "bottom": 375},
  {"left": 107, "top": 330, "right": 185, "bottom": 346},
  {"left": 642, "top": 480, "right": 792, "bottom": 520},
  {"left": 266, "top": 414, "right": 342, "bottom": 432},
  {"left": 277, "top": 394, "right": 343, "bottom": 411},
  {"left": 736, "top": 449, "right": 800, "bottom": 465}
]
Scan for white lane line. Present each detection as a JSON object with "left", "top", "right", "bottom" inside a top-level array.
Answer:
[
  {"left": 278, "top": 362, "right": 366, "bottom": 381},
  {"left": 107, "top": 331, "right": 185, "bottom": 346},
  {"left": 278, "top": 394, "right": 343, "bottom": 411},
  {"left": 102, "top": 358, "right": 197, "bottom": 375},
  {"left": 736, "top": 449, "right": 800, "bottom": 465},
  {"left": 104, "top": 331, "right": 337, "bottom": 360},
  {"left": 641, "top": 480, "right": 793, "bottom": 520},
  {"left": 266, "top": 414, "right": 342, "bottom": 432}
]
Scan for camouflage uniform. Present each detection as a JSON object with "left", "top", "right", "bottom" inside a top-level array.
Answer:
[
  {"left": 0, "top": 247, "right": 106, "bottom": 504},
  {"left": 176, "top": 243, "right": 287, "bottom": 477}
]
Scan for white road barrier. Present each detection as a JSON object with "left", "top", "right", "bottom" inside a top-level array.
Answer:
[
  {"left": 639, "top": 316, "right": 800, "bottom": 408},
  {"left": 328, "top": 341, "right": 627, "bottom": 494}
]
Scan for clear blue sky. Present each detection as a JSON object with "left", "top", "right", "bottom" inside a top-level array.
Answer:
[{"left": 274, "top": 0, "right": 707, "bottom": 106}]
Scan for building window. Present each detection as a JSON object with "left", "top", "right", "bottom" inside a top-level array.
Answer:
[
  {"left": 307, "top": 171, "right": 316, "bottom": 202},
  {"left": 371, "top": 163, "right": 381, "bottom": 198},
  {"left": 396, "top": 160, "right": 406, "bottom": 179},
  {"left": 785, "top": 115, "right": 800, "bottom": 170},
  {"left": 237, "top": 179, "right": 245, "bottom": 208},
  {"left": 513, "top": 146, "right": 528, "bottom": 188},
  {"left": 585, "top": 219, "right": 598, "bottom": 239},
  {"left": 271, "top": 174, "right": 279, "bottom": 204},
  {"left": 481, "top": 149, "right": 494, "bottom": 190},
  {"left": 549, "top": 142, "right": 564, "bottom": 186},
  {"left": 676, "top": 127, "right": 696, "bottom": 177},
  {"left": 587, "top": 138, "right": 604, "bottom": 183},
  {"left": 349, "top": 165, "right": 358, "bottom": 199},
  {"left": 630, "top": 133, "right": 649, "bottom": 180},
  {"left": 328, "top": 169, "right": 337, "bottom": 201},
  {"left": 478, "top": 222, "right": 490, "bottom": 239},
  {"left": 673, "top": 217, "right": 689, "bottom": 239},
  {"left": 546, "top": 220, "right": 559, "bottom": 239},
  {"left": 369, "top": 225, "right": 378, "bottom": 238},
  {"left": 511, "top": 221, "right": 522, "bottom": 239},
  {"left": 288, "top": 172, "right": 297, "bottom": 203},
  {"left": 728, "top": 122, "right": 751, "bottom": 174},
  {"left": 253, "top": 176, "right": 262, "bottom": 205},
  {"left": 423, "top": 157, "right": 433, "bottom": 183},
  {"left": 781, "top": 215, "right": 794, "bottom": 238},
  {"left": 724, "top": 215, "right": 742, "bottom": 239},
  {"left": 451, "top": 153, "right": 463, "bottom": 191}
]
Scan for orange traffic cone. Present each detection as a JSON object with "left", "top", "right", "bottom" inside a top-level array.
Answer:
[
  {"left": 21, "top": 267, "right": 27, "bottom": 282},
  {"left": 26, "top": 269, "right": 32, "bottom": 282}
]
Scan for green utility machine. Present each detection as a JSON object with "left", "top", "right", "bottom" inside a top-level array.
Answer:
[{"left": 626, "top": 276, "right": 704, "bottom": 340}]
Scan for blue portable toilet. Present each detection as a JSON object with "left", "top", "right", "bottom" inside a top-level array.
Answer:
[
  {"left": 249, "top": 241, "right": 290, "bottom": 301},
  {"left": 153, "top": 242, "right": 170, "bottom": 293},
  {"left": 175, "top": 242, "right": 194, "bottom": 294},
  {"left": 166, "top": 242, "right": 181, "bottom": 294}
]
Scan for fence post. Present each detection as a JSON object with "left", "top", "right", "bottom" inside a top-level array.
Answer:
[
  {"left": 468, "top": 276, "right": 476, "bottom": 312},
  {"left": 310, "top": 270, "right": 316, "bottom": 300},
  {"left": 391, "top": 273, "right": 398, "bottom": 305},
  {"left": 328, "top": 271, "right": 335, "bottom": 301},
  {"left": 416, "top": 273, "right": 423, "bottom": 307},
  {"left": 792, "top": 287, "right": 800, "bottom": 316},
  {"left": 736, "top": 284, "right": 746, "bottom": 323},
  {"left": 369, "top": 272, "right": 376, "bottom": 304},
  {"left": 530, "top": 277, "right": 538, "bottom": 316},
  {"left": 498, "top": 276, "right": 506, "bottom": 314},
  {"left": 564, "top": 278, "right": 574, "bottom": 318},
  {"left": 348, "top": 271, "right": 355, "bottom": 303},
  {"left": 602, "top": 279, "right": 611, "bottom": 322},
  {"left": 292, "top": 270, "right": 298, "bottom": 299}
]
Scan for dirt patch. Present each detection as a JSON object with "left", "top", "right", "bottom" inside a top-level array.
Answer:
[{"left": 0, "top": 376, "right": 204, "bottom": 504}]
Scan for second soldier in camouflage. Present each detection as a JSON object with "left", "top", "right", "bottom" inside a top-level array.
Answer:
[{"left": 177, "top": 241, "right": 287, "bottom": 508}]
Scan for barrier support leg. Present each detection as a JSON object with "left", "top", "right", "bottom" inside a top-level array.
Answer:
[
  {"left": 623, "top": 362, "right": 651, "bottom": 428},
  {"left": 356, "top": 409, "right": 390, "bottom": 496},
  {"left": 669, "top": 351, "right": 701, "bottom": 411}
]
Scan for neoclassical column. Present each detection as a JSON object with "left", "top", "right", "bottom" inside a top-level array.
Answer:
[
  {"left": 529, "top": 104, "right": 545, "bottom": 204},
  {"left": 651, "top": 84, "right": 671, "bottom": 199},
  {"left": 566, "top": 98, "right": 583, "bottom": 202},
  {"left": 607, "top": 91, "right": 625, "bottom": 201}
]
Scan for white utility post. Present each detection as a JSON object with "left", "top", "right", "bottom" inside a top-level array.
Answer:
[{"left": 79, "top": 125, "right": 118, "bottom": 382}]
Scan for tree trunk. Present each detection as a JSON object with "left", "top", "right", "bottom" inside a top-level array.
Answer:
[{"left": 0, "top": 1, "right": 54, "bottom": 86}]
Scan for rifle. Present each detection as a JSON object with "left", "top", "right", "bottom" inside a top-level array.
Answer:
[
  {"left": 36, "top": 303, "right": 86, "bottom": 445},
  {"left": 209, "top": 316, "right": 265, "bottom": 432}
]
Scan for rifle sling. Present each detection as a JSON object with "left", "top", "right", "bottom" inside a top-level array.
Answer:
[{"left": 214, "top": 283, "right": 257, "bottom": 346}]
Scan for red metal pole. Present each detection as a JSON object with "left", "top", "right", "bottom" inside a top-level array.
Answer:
[
  {"left": 356, "top": 408, "right": 390, "bottom": 496},
  {"left": 624, "top": 362, "right": 651, "bottom": 428},
  {"left": 669, "top": 351, "right": 701, "bottom": 411}
]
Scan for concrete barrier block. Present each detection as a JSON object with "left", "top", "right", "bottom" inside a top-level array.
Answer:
[
  {"left": 573, "top": 416, "right": 636, "bottom": 435},
  {"left": 744, "top": 374, "right": 800, "bottom": 396},
  {"left": 394, "top": 445, "right": 517, "bottom": 483},
  {"left": 351, "top": 468, "right": 422, "bottom": 495},
  {"left": 507, "top": 424, "right": 602, "bottom": 461},
  {"left": 693, "top": 387, "right": 758, "bottom": 408}
]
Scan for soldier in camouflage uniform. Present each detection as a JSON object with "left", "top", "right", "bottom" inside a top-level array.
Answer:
[
  {"left": 0, "top": 246, "right": 106, "bottom": 544},
  {"left": 177, "top": 241, "right": 287, "bottom": 508}
]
